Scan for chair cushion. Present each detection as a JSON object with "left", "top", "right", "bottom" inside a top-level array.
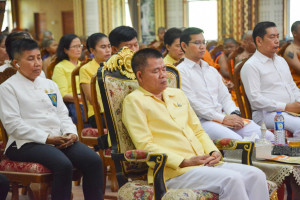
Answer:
[
  {"left": 117, "top": 180, "right": 153, "bottom": 200},
  {"left": 104, "top": 147, "right": 112, "bottom": 157},
  {"left": 125, "top": 150, "right": 150, "bottom": 161},
  {"left": 214, "top": 138, "right": 238, "bottom": 149},
  {"left": 81, "top": 127, "right": 98, "bottom": 137},
  {"left": 162, "top": 189, "right": 219, "bottom": 200},
  {"left": 0, "top": 159, "right": 51, "bottom": 174}
]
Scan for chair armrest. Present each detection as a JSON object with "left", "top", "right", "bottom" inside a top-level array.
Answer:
[
  {"left": 214, "top": 139, "right": 254, "bottom": 165},
  {"left": 111, "top": 150, "right": 168, "bottom": 200}
]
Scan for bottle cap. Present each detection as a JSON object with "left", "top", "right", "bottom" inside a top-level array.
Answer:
[{"left": 276, "top": 111, "right": 282, "bottom": 114}]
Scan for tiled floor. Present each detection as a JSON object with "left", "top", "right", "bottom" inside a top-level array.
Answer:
[{"left": 5, "top": 179, "right": 117, "bottom": 200}]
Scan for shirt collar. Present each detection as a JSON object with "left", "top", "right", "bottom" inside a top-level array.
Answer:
[
  {"left": 16, "top": 71, "right": 40, "bottom": 86},
  {"left": 183, "top": 58, "right": 210, "bottom": 69},
  {"left": 254, "top": 49, "right": 278, "bottom": 64},
  {"left": 165, "top": 54, "right": 177, "bottom": 65},
  {"left": 138, "top": 86, "right": 175, "bottom": 97}
]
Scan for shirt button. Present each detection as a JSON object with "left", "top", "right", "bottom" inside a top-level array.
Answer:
[
  {"left": 181, "top": 127, "right": 184, "bottom": 129},
  {"left": 190, "top": 139, "right": 192, "bottom": 142},
  {"left": 46, "top": 113, "right": 48, "bottom": 115}
]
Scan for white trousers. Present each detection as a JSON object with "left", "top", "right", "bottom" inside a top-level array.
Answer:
[
  {"left": 256, "top": 111, "right": 300, "bottom": 137},
  {"left": 200, "top": 119, "right": 275, "bottom": 141},
  {"left": 165, "top": 162, "right": 269, "bottom": 200}
]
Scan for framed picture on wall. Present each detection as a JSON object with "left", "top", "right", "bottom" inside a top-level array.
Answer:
[{"left": 140, "top": 0, "right": 155, "bottom": 45}]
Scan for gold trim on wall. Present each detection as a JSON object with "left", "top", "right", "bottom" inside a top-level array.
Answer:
[
  {"left": 183, "top": 0, "right": 187, "bottom": 27},
  {"left": 217, "top": 0, "right": 222, "bottom": 42},
  {"left": 73, "top": 0, "right": 84, "bottom": 36},
  {"left": 137, "top": 0, "right": 141, "bottom": 42},
  {"left": 98, "top": 0, "right": 103, "bottom": 32}
]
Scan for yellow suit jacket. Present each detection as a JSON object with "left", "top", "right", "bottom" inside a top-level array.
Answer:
[{"left": 122, "top": 86, "right": 221, "bottom": 184}]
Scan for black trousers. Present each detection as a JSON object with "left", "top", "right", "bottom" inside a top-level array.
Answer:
[
  {"left": 88, "top": 114, "right": 106, "bottom": 129},
  {"left": 6, "top": 141, "right": 104, "bottom": 200},
  {"left": 0, "top": 173, "right": 9, "bottom": 200}
]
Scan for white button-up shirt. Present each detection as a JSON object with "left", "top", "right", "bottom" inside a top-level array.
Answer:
[
  {"left": 0, "top": 72, "right": 77, "bottom": 150},
  {"left": 241, "top": 50, "right": 300, "bottom": 123},
  {"left": 177, "top": 58, "right": 238, "bottom": 122}
]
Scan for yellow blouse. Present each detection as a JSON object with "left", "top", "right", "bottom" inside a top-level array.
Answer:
[
  {"left": 79, "top": 59, "right": 104, "bottom": 118},
  {"left": 163, "top": 54, "right": 177, "bottom": 65},
  {"left": 52, "top": 60, "right": 81, "bottom": 98}
]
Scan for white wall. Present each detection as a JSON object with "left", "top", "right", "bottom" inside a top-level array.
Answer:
[
  {"left": 258, "top": 0, "right": 284, "bottom": 39},
  {"left": 166, "top": 0, "right": 183, "bottom": 29}
]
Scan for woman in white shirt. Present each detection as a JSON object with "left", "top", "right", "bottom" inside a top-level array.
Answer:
[{"left": 0, "top": 38, "right": 104, "bottom": 200}]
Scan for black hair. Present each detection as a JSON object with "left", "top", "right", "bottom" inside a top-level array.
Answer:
[
  {"left": 164, "top": 28, "right": 182, "bottom": 50},
  {"left": 158, "top": 27, "right": 165, "bottom": 33},
  {"left": 56, "top": 34, "right": 79, "bottom": 61},
  {"left": 223, "top": 38, "right": 237, "bottom": 45},
  {"left": 11, "top": 38, "right": 39, "bottom": 61},
  {"left": 252, "top": 21, "right": 277, "bottom": 46},
  {"left": 86, "top": 33, "right": 107, "bottom": 53},
  {"left": 180, "top": 27, "right": 204, "bottom": 52},
  {"left": 0, "top": 34, "right": 7, "bottom": 44},
  {"left": 291, "top": 21, "right": 300, "bottom": 34},
  {"left": 131, "top": 48, "right": 163, "bottom": 75},
  {"left": 5, "top": 31, "right": 32, "bottom": 60},
  {"left": 109, "top": 26, "right": 138, "bottom": 48}
]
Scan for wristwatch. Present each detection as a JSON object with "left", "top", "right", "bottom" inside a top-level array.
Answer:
[{"left": 230, "top": 110, "right": 241, "bottom": 117}]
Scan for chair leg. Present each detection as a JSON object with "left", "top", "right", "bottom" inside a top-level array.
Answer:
[
  {"left": 28, "top": 183, "right": 49, "bottom": 200},
  {"left": 110, "top": 166, "right": 118, "bottom": 192},
  {"left": 11, "top": 182, "right": 19, "bottom": 200},
  {"left": 74, "top": 179, "right": 81, "bottom": 186},
  {"left": 21, "top": 187, "right": 27, "bottom": 195}
]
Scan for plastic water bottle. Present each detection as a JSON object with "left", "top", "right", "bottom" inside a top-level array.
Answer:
[{"left": 274, "top": 111, "right": 285, "bottom": 145}]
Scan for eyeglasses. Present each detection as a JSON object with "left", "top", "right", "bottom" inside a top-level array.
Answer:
[
  {"left": 69, "top": 44, "right": 83, "bottom": 50},
  {"left": 189, "top": 40, "right": 207, "bottom": 46}
]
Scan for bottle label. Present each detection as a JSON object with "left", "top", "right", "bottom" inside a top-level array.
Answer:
[{"left": 275, "top": 121, "right": 284, "bottom": 130}]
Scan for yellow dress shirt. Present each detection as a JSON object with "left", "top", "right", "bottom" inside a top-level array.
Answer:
[
  {"left": 79, "top": 59, "right": 104, "bottom": 118},
  {"left": 163, "top": 54, "right": 177, "bottom": 65},
  {"left": 122, "top": 86, "right": 221, "bottom": 184},
  {"left": 52, "top": 60, "right": 81, "bottom": 98}
]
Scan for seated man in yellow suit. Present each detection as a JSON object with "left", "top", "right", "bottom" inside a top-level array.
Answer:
[{"left": 122, "top": 48, "right": 269, "bottom": 200}]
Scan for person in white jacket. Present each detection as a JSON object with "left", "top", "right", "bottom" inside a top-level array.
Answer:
[{"left": 0, "top": 38, "right": 104, "bottom": 200}]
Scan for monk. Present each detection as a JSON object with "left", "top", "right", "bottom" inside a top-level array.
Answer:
[
  {"left": 203, "top": 45, "right": 235, "bottom": 98},
  {"left": 148, "top": 27, "right": 166, "bottom": 53},
  {"left": 217, "top": 38, "right": 238, "bottom": 80},
  {"left": 284, "top": 21, "right": 300, "bottom": 88},
  {"left": 236, "top": 31, "right": 256, "bottom": 64}
]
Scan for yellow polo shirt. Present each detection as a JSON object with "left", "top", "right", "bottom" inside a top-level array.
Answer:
[
  {"left": 122, "top": 86, "right": 221, "bottom": 184},
  {"left": 163, "top": 54, "right": 177, "bottom": 65},
  {"left": 79, "top": 59, "right": 104, "bottom": 118},
  {"left": 52, "top": 60, "right": 81, "bottom": 98}
]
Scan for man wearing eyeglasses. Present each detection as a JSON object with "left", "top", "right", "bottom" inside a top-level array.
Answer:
[
  {"left": 177, "top": 27, "right": 274, "bottom": 141},
  {"left": 241, "top": 22, "right": 300, "bottom": 136}
]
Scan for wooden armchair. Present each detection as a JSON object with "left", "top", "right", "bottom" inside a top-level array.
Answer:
[
  {"left": 96, "top": 47, "right": 279, "bottom": 199},
  {"left": 46, "top": 56, "right": 59, "bottom": 79},
  {"left": 233, "top": 56, "right": 252, "bottom": 118},
  {"left": 91, "top": 72, "right": 118, "bottom": 194},
  {"left": 71, "top": 59, "right": 118, "bottom": 197},
  {"left": 227, "top": 46, "right": 244, "bottom": 83}
]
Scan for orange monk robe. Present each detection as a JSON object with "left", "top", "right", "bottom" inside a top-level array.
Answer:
[
  {"left": 203, "top": 49, "right": 220, "bottom": 72},
  {"left": 289, "top": 54, "right": 300, "bottom": 88},
  {"left": 203, "top": 50, "right": 239, "bottom": 106},
  {"left": 215, "top": 52, "right": 224, "bottom": 65}
]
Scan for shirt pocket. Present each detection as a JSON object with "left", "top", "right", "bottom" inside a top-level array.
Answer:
[{"left": 46, "top": 93, "right": 57, "bottom": 107}]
